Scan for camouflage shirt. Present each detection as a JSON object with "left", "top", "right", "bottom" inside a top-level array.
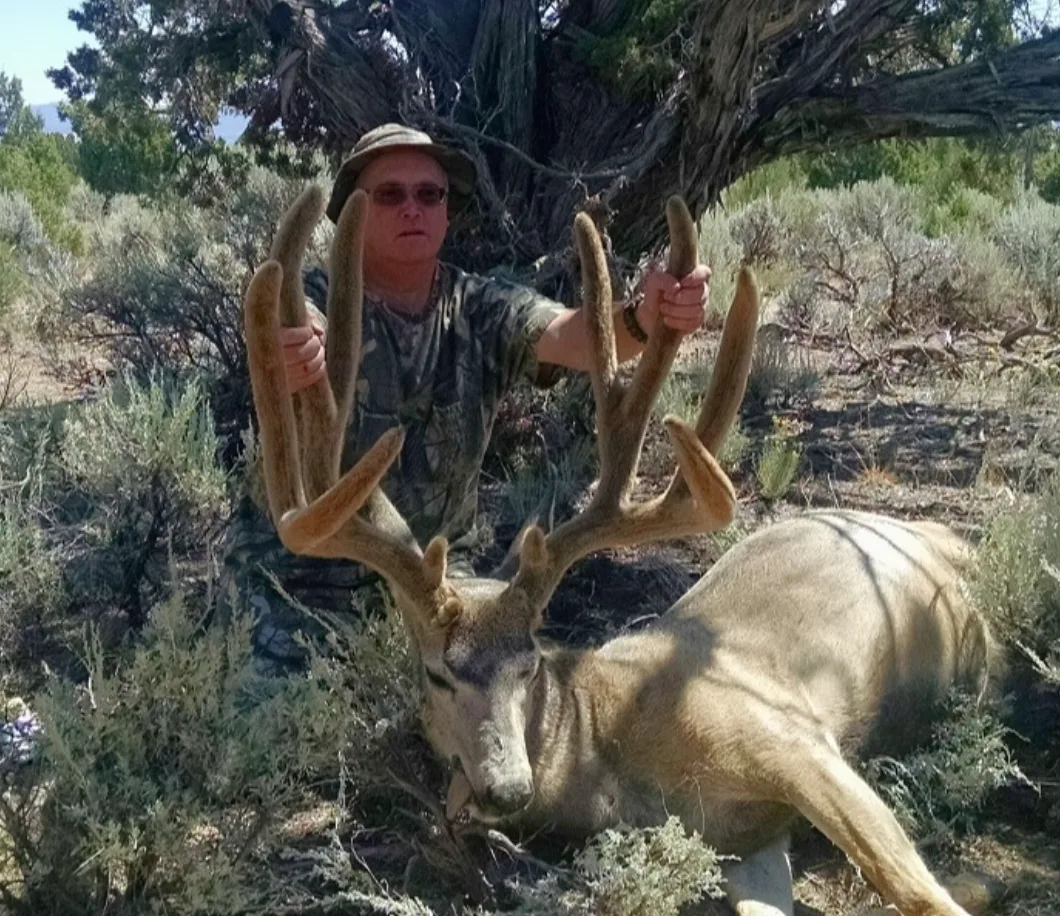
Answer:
[{"left": 222, "top": 261, "right": 568, "bottom": 607}]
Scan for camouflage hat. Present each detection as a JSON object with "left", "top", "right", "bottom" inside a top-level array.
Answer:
[{"left": 326, "top": 123, "right": 477, "bottom": 223}]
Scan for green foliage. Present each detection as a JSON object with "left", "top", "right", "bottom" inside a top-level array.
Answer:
[
  {"left": 915, "top": 0, "right": 1022, "bottom": 64},
  {"left": 0, "top": 595, "right": 357, "bottom": 916},
  {"left": 0, "top": 498, "right": 68, "bottom": 677},
  {"left": 52, "top": 2, "right": 267, "bottom": 152},
  {"left": 510, "top": 816, "right": 724, "bottom": 916},
  {"left": 722, "top": 158, "right": 808, "bottom": 211},
  {"left": 0, "top": 73, "right": 42, "bottom": 142},
  {"left": 696, "top": 207, "right": 739, "bottom": 316},
  {"left": 59, "top": 374, "right": 228, "bottom": 624},
  {"left": 57, "top": 167, "right": 328, "bottom": 441},
  {"left": 992, "top": 192, "right": 1060, "bottom": 321},
  {"left": 573, "top": 817, "right": 723, "bottom": 916},
  {"left": 755, "top": 416, "right": 802, "bottom": 502},
  {"left": 802, "top": 137, "right": 1022, "bottom": 203},
  {"left": 865, "top": 690, "right": 1029, "bottom": 847},
  {"left": 970, "top": 470, "right": 1060, "bottom": 672},
  {"left": 0, "top": 131, "right": 81, "bottom": 251},
  {"left": 0, "top": 191, "right": 75, "bottom": 322},
  {"left": 585, "top": 0, "right": 695, "bottom": 98},
  {"left": 0, "top": 241, "right": 21, "bottom": 316},
  {"left": 67, "top": 100, "right": 181, "bottom": 197}
]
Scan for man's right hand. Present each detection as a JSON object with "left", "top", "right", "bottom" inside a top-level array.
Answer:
[{"left": 281, "top": 318, "right": 327, "bottom": 394}]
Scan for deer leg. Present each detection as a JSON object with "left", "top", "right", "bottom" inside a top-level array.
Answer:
[
  {"left": 721, "top": 832, "right": 794, "bottom": 916},
  {"left": 778, "top": 741, "right": 970, "bottom": 916}
]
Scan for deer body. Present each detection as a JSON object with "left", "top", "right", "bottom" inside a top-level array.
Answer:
[
  {"left": 243, "top": 187, "right": 990, "bottom": 915},
  {"left": 435, "top": 510, "right": 984, "bottom": 852}
]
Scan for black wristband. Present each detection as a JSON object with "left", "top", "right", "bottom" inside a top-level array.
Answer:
[{"left": 622, "top": 301, "right": 649, "bottom": 344}]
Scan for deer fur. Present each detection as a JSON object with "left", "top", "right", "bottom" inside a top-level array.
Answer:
[{"left": 242, "top": 185, "right": 995, "bottom": 916}]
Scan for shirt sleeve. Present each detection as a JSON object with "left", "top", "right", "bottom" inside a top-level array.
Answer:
[{"left": 468, "top": 275, "right": 571, "bottom": 393}]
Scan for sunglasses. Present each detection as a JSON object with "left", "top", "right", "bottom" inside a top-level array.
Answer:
[{"left": 368, "top": 182, "right": 449, "bottom": 208}]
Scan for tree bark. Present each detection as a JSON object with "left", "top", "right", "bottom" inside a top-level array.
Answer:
[{"left": 250, "top": 0, "right": 1060, "bottom": 287}]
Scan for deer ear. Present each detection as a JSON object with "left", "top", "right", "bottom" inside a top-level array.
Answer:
[{"left": 519, "top": 525, "right": 549, "bottom": 573}]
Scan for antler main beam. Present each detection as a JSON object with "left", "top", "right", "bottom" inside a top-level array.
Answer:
[{"left": 243, "top": 187, "right": 446, "bottom": 611}]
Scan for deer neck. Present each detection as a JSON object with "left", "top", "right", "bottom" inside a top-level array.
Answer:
[{"left": 519, "top": 640, "right": 665, "bottom": 834}]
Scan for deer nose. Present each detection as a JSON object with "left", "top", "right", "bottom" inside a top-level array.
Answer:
[{"left": 481, "top": 778, "right": 534, "bottom": 815}]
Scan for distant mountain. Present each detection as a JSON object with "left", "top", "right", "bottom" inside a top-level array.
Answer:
[
  {"left": 32, "top": 104, "right": 73, "bottom": 136},
  {"left": 30, "top": 103, "right": 249, "bottom": 144}
]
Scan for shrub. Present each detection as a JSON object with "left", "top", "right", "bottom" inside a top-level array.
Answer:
[
  {"left": 0, "top": 192, "right": 57, "bottom": 317},
  {"left": 58, "top": 374, "right": 228, "bottom": 626},
  {"left": 56, "top": 166, "right": 331, "bottom": 448},
  {"left": 0, "top": 191, "right": 78, "bottom": 341},
  {"left": 696, "top": 207, "right": 740, "bottom": 316},
  {"left": 864, "top": 691, "right": 1029, "bottom": 848},
  {"left": 755, "top": 416, "right": 802, "bottom": 502},
  {"left": 992, "top": 193, "right": 1060, "bottom": 321},
  {"left": 0, "top": 498, "right": 68, "bottom": 682},
  {"left": 774, "top": 178, "right": 1025, "bottom": 331},
  {"left": 925, "top": 185, "right": 1003, "bottom": 238},
  {"left": 0, "top": 594, "right": 358, "bottom": 916},
  {"left": 509, "top": 816, "right": 724, "bottom": 916},
  {"left": 745, "top": 329, "right": 819, "bottom": 408},
  {"left": 970, "top": 470, "right": 1060, "bottom": 679}
]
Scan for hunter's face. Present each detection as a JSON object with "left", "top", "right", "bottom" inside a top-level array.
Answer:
[{"left": 357, "top": 150, "right": 450, "bottom": 266}]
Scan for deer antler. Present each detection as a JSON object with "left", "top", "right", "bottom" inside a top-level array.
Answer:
[
  {"left": 511, "top": 197, "right": 759, "bottom": 609},
  {"left": 243, "top": 187, "right": 449, "bottom": 621}
]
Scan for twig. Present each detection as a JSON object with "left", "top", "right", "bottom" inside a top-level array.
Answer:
[
  {"left": 999, "top": 321, "right": 1055, "bottom": 350},
  {"left": 447, "top": 122, "right": 626, "bottom": 183}
]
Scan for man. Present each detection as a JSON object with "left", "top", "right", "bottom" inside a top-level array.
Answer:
[{"left": 221, "top": 123, "right": 710, "bottom": 672}]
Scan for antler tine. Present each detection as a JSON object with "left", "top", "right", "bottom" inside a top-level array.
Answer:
[
  {"left": 666, "top": 267, "right": 758, "bottom": 490},
  {"left": 619, "top": 196, "right": 697, "bottom": 434},
  {"left": 573, "top": 213, "right": 620, "bottom": 498},
  {"left": 245, "top": 261, "right": 306, "bottom": 522},
  {"left": 324, "top": 188, "right": 368, "bottom": 474},
  {"left": 269, "top": 185, "right": 338, "bottom": 503},
  {"left": 512, "top": 199, "right": 759, "bottom": 610}
]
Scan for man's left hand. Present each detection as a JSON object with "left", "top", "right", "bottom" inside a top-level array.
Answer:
[{"left": 638, "top": 264, "right": 712, "bottom": 336}]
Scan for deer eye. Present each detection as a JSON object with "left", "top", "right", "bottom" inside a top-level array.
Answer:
[{"left": 424, "top": 666, "right": 456, "bottom": 693}]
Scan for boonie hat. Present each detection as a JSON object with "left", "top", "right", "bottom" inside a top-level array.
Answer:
[{"left": 326, "top": 123, "right": 477, "bottom": 223}]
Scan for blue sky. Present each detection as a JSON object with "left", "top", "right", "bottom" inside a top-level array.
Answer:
[
  {"left": 2, "top": 0, "right": 1057, "bottom": 107},
  {"left": 1, "top": 0, "right": 94, "bottom": 104}
]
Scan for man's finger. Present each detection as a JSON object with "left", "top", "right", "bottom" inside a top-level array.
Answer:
[
  {"left": 680, "top": 265, "right": 711, "bottom": 286},
  {"left": 662, "top": 314, "right": 704, "bottom": 332},
  {"left": 290, "top": 364, "right": 327, "bottom": 394},
  {"left": 304, "top": 346, "right": 326, "bottom": 375},
  {"left": 664, "top": 288, "right": 708, "bottom": 307},
  {"left": 284, "top": 335, "right": 323, "bottom": 364},
  {"left": 280, "top": 325, "right": 314, "bottom": 345}
]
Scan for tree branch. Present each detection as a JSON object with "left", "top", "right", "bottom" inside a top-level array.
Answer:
[{"left": 751, "top": 30, "right": 1060, "bottom": 163}]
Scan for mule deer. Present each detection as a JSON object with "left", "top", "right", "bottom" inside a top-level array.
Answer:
[{"left": 243, "top": 185, "right": 992, "bottom": 916}]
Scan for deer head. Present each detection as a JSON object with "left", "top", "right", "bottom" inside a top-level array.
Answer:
[{"left": 243, "top": 186, "right": 759, "bottom": 819}]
